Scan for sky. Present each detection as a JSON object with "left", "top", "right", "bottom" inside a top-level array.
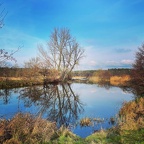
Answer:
[{"left": 0, "top": 0, "right": 144, "bottom": 70}]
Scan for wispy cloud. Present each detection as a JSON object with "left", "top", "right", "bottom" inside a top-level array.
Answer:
[
  {"left": 105, "top": 59, "right": 133, "bottom": 68},
  {"left": 76, "top": 44, "right": 134, "bottom": 70},
  {"left": 121, "top": 59, "right": 133, "bottom": 65}
]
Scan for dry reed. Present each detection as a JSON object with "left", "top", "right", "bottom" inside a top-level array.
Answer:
[{"left": 0, "top": 113, "right": 57, "bottom": 144}]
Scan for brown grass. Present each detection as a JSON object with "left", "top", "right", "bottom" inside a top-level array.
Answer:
[
  {"left": 88, "top": 76, "right": 100, "bottom": 83},
  {"left": 72, "top": 76, "right": 87, "bottom": 80},
  {"left": 0, "top": 77, "right": 22, "bottom": 81},
  {"left": 80, "top": 117, "right": 92, "bottom": 127},
  {"left": 88, "top": 75, "right": 131, "bottom": 86},
  {"left": 119, "top": 97, "right": 144, "bottom": 132},
  {"left": 0, "top": 113, "right": 57, "bottom": 144},
  {"left": 110, "top": 75, "right": 130, "bottom": 86}
]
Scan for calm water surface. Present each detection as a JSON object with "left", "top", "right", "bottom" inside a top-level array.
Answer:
[{"left": 0, "top": 83, "right": 133, "bottom": 137}]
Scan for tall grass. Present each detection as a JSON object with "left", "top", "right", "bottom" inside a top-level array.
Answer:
[
  {"left": 88, "top": 76, "right": 100, "bottom": 83},
  {"left": 110, "top": 75, "right": 130, "bottom": 86},
  {"left": 88, "top": 75, "right": 131, "bottom": 86},
  {"left": 0, "top": 113, "right": 56, "bottom": 144},
  {"left": 118, "top": 97, "right": 144, "bottom": 131},
  {"left": 107, "top": 97, "right": 144, "bottom": 143}
]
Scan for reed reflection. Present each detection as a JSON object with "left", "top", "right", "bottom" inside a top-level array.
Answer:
[{"left": 19, "top": 83, "right": 84, "bottom": 127}]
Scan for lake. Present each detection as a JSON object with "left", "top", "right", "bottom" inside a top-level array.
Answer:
[{"left": 0, "top": 83, "right": 133, "bottom": 137}]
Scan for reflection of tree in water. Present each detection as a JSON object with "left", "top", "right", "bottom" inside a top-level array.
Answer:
[
  {"left": 0, "top": 88, "right": 19, "bottom": 104},
  {"left": 96, "top": 81, "right": 112, "bottom": 90},
  {"left": 122, "top": 44, "right": 144, "bottom": 98},
  {"left": 19, "top": 84, "right": 84, "bottom": 127},
  {"left": 121, "top": 84, "right": 144, "bottom": 99},
  {"left": 19, "top": 86, "right": 43, "bottom": 107}
]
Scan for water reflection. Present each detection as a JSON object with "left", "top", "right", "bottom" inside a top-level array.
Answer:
[
  {"left": 96, "top": 81, "right": 112, "bottom": 90},
  {"left": 96, "top": 80, "right": 143, "bottom": 98},
  {"left": 0, "top": 89, "right": 13, "bottom": 104},
  {"left": 121, "top": 84, "right": 144, "bottom": 98},
  {"left": 19, "top": 84, "right": 84, "bottom": 127},
  {"left": 0, "top": 83, "right": 133, "bottom": 137}
]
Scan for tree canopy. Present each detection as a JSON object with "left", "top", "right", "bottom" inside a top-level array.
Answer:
[
  {"left": 131, "top": 43, "right": 144, "bottom": 97},
  {"left": 38, "top": 28, "right": 84, "bottom": 81}
]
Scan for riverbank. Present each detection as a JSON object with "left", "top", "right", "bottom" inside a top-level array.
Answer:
[
  {"left": 0, "top": 68, "right": 131, "bottom": 88},
  {"left": 0, "top": 78, "right": 43, "bottom": 89},
  {"left": 0, "top": 75, "right": 130, "bottom": 89},
  {"left": 0, "top": 97, "right": 143, "bottom": 144},
  {"left": 72, "top": 75, "right": 131, "bottom": 86}
]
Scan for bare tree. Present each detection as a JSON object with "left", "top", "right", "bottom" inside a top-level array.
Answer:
[
  {"left": 0, "top": 49, "right": 19, "bottom": 67},
  {"left": 24, "top": 57, "right": 42, "bottom": 81},
  {"left": 0, "top": 3, "right": 19, "bottom": 67},
  {"left": 0, "top": 2, "right": 7, "bottom": 28},
  {"left": 130, "top": 43, "right": 144, "bottom": 97},
  {"left": 132, "top": 44, "right": 144, "bottom": 71},
  {"left": 24, "top": 56, "right": 59, "bottom": 82},
  {"left": 38, "top": 28, "right": 84, "bottom": 81}
]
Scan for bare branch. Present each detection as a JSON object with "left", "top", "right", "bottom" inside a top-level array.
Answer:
[
  {"left": 37, "top": 28, "right": 85, "bottom": 81},
  {"left": 0, "top": 2, "right": 8, "bottom": 28}
]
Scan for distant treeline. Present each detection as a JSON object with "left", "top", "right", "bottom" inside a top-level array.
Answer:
[
  {"left": 72, "top": 68, "right": 131, "bottom": 77},
  {"left": 0, "top": 67, "right": 131, "bottom": 78},
  {"left": 0, "top": 67, "right": 25, "bottom": 77},
  {"left": 0, "top": 67, "right": 41, "bottom": 78}
]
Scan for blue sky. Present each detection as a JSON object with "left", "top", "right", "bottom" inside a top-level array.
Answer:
[{"left": 0, "top": 0, "right": 144, "bottom": 69}]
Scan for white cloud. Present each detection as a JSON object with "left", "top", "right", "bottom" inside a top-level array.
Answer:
[
  {"left": 121, "top": 59, "right": 133, "bottom": 65},
  {"left": 76, "top": 43, "right": 135, "bottom": 70},
  {"left": 90, "top": 60, "right": 97, "bottom": 66}
]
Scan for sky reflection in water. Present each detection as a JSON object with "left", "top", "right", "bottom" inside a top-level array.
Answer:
[{"left": 0, "top": 83, "right": 133, "bottom": 137}]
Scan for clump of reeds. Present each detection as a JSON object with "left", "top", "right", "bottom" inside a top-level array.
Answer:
[
  {"left": 0, "top": 113, "right": 57, "bottom": 144},
  {"left": 79, "top": 117, "right": 105, "bottom": 127},
  {"left": 80, "top": 117, "right": 92, "bottom": 127},
  {"left": 110, "top": 75, "right": 130, "bottom": 86},
  {"left": 118, "top": 97, "right": 144, "bottom": 132},
  {"left": 88, "top": 76, "right": 100, "bottom": 83},
  {"left": 52, "top": 125, "right": 76, "bottom": 139}
]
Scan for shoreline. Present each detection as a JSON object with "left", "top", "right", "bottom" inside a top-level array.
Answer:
[{"left": 0, "top": 75, "right": 131, "bottom": 89}]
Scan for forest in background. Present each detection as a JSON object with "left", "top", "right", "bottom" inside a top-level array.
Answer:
[
  {"left": 0, "top": 67, "right": 131, "bottom": 78},
  {"left": 72, "top": 68, "right": 131, "bottom": 77}
]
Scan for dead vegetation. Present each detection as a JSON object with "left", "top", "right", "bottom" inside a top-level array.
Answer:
[
  {"left": 119, "top": 97, "right": 144, "bottom": 132},
  {"left": 110, "top": 75, "right": 131, "bottom": 86},
  {"left": 88, "top": 75, "right": 131, "bottom": 86},
  {"left": 0, "top": 113, "right": 56, "bottom": 144}
]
